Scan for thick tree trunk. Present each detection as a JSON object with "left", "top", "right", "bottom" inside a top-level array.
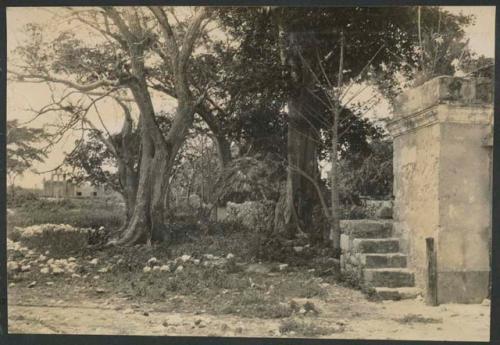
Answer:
[
  {"left": 111, "top": 80, "right": 170, "bottom": 246},
  {"left": 118, "top": 101, "right": 139, "bottom": 222},
  {"left": 111, "top": 81, "right": 196, "bottom": 246},
  {"left": 275, "top": 88, "right": 322, "bottom": 242},
  {"left": 117, "top": 160, "right": 138, "bottom": 222},
  {"left": 273, "top": 27, "right": 324, "bottom": 243}
]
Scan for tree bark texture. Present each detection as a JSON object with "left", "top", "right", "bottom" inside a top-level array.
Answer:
[{"left": 273, "top": 27, "right": 324, "bottom": 243}]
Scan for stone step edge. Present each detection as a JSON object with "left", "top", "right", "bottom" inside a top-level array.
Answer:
[
  {"left": 363, "top": 253, "right": 407, "bottom": 257},
  {"left": 362, "top": 253, "right": 408, "bottom": 268},
  {"left": 374, "top": 287, "right": 421, "bottom": 300},
  {"left": 353, "top": 238, "right": 400, "bottom": 254},
  {"left": 363, "top": 267, "right": 413, "bottom": 273}
]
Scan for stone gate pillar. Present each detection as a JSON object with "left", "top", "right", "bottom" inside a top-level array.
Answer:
[{"left": 387, "top": 76, "right": 493, "bottom": 303}]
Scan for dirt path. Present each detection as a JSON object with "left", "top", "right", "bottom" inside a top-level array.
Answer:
[
  {"left": 9, "top": 287, "right": 490, "bottom": 341},
  {"left": 6, "top": 232, "right": 491, "bottom": 341}
]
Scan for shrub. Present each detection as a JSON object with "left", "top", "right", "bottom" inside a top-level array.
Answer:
[
  {"left": 339, "top": 270, "right": 379, "bottom": 301},
  {"left": 225, "top": 200, "right": 276, "bottom": 233},
  {"left": 7, "top": 188, "right": 39, "bottom": 208},
  {"left": 278, "top": 319, "right": 341, "bottom": 336},
  {"left": 227, "top": 290, "right": 293, "bottom": 319},
  {"left": 393, "top": 314, "right": 442, "bottom": 324}
]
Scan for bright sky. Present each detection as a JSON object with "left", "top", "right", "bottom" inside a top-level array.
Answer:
[{"left": 6, "top": 6, "right": 496, "bottom": 188}]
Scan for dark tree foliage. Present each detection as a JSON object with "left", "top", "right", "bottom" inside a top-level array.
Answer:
[
  {"left": 7, "top": 120, "right": 48, "bottom": 188},
  {"left": 338, "top": 139, "right": 393, "bottom": 205},
  {"left": 64, "top": 131, "right": 123, "bottom": 190}
]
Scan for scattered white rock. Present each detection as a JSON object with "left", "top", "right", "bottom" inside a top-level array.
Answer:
[
  {"left": 279, "top": 264, "right": 289, "bottom": 271},
  {"left": 52, "top": 267, "right": 64, "bottom": 275},
  {"left": 147, "top": 257, "right": 158, "bottom": 266},
  {"left": 98, "top": 267, "right": 109, "bottom": 273},
  {"left": 143, "top": 266, "right": 152, "bottom": 273},
  {"left": 7, "top": 261, "right": 19, "bottom": 272},
  {"left": 96, "top": 288, "right": 106, "bottom": 294},
  {"left": 245, "top": 263, "right": 271, "bottom": 274},
  {"left": 38, "top": 255, "right": 47, "bottom": 261},
  {"left": 28, "top": 281, "right": 37, "bottom": 288},
  {"left": 89, "top": 258, "right": 99, "bottom": 265},
  {"left": 20, "top": 265, "right": 31, "bottom": 272},
  {"left": 175, "top": 265, "right": 184, "bottom": 273},
  {"left": 71, "top": 273, "right": 81, "bottom": 279},
  {"left": 45, "top": 250, "right": 50, "bottom": 255},
  {"left": 179, "top": 255, "right": 191, "bottom": 263},
  {"left": 47, "top": 259, "right": 54, "bottom": 265},
  {"left": 8, "top": 283, "right": 15, "bottom": 288},
  {"left": 159, "top": 265, "right": 170, "bottom": 272},
  {"left": 40, "top": 267, "right": 49, "bottom": 274},
  {"left": 93, "top": 275, "right": 100, "bottom": 280},
  {"left": 68, "top": 257, "right": 76, "bottom": 262},
  {"left": 193, "top": 259, "right": 200, "bottom": 265},
  {"left": 153, "top": 266, "right": 160, "bottom": 271},
  {"left": 46, "top": 282, "right": 54, "bottom": 286},
  {"left": 293, "top": 246, "right": 304, "bottom": 253},
  {"left": 226, "top": 253, "right": 235, "bottom": 260}
]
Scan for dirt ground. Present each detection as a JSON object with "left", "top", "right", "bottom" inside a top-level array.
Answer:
[
  {"left": 9, "top": 278, "right": 490, "bottom": 341},
  {"left": 6, "top": 218, "right": 490, "bottom": 341}
]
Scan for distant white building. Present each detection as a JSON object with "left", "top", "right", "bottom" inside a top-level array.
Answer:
[{"left": 42, "top": 170, "right": 112, "bottom": 199}]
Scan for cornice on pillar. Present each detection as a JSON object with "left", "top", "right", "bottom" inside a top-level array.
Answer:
[{"left": 387, "top": 76, "right": 493, "bottom": 138}]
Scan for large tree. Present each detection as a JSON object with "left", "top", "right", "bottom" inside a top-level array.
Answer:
[
  {"left": 10, "top": 7, "right": 212, "bottom": 245},
  {"left": 217, "top": 7, "right": 473, "bottom": 250}
]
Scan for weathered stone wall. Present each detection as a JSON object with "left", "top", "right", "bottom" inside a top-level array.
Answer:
[
  {"left": 391, "top": 119, "right": 441, "bottom": 291},
  {"left": 388, "top": 76, "right": 493, "bottom": 303}
]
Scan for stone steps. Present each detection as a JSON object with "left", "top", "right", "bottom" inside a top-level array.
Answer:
[
  {"left": 340, "top": 219, "right": 419, "bottom": 300},
  {"left": 374, "top": 287, "right": 420, "bottom": 301},
  {"left": 353, "top": 238, "right": 399, "bottom": 254},
  {"left": 363, "top": 268, "right": 415, "bottom": 288},
  {"left": 340, "top": 220, "right": 392, "bottom": 238},
  {"left": 362, "top": 253, "right": 407, "bottom": 268}
]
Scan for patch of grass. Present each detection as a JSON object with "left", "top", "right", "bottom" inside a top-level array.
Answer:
[
  {"left": 15, "top": 224, "right": 90, "bottom": 257},
  {"left": 339, "top": 270, "right": 379, "bottom": 301},
  {"left": 8, "top": 198, "right": 124, "bottom": 235},
  {"left": 278, "top": 319, "right": 343, "bottom": 337},
  {"left": 216, "top": 290, "right": 293, "bottom": 319},
  {"left": 275, "top": 278, "right": 328, "bottom": 299},
  {"left": 393, "top": 314, "right": 442, "bottom": 324}
]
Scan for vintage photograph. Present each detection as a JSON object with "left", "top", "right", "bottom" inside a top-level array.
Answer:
[{"left": 5, "top": 5, "right": 494, "bottom": 340}]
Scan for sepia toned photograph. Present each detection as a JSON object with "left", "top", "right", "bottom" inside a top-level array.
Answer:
[{"left": 5, "top": 5, "right": 495, "bottom": 341}]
